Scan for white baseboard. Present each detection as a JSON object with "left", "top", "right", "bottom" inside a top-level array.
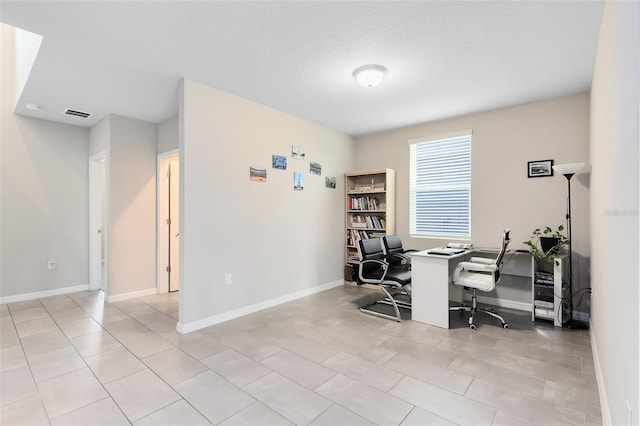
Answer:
[
  {"left": 177, "top": 280, "right": 343, "bottom": 334},
  {"left": 106, "top": 287, "right": 157, "bottom": 303},
  {"left": 475, "top": 295, "right": 532, "bottom": 312},
  {"left": 590, "top": 318, "right": 611, "bottom": 426},
  {"left": 0, "top": 284, "right": 90, "bottom": 305}
]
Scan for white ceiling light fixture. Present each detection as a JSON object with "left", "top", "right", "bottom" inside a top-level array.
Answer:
[{"left": 353, "top": 64, "right": 388, "bottom": 88}]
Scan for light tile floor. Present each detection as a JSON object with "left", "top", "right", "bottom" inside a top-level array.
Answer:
[{"left": 0, "top": 286, "right": 601, "bottom": 425}]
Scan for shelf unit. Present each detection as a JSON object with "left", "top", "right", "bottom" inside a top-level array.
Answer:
[
  {"left": 531, "top": 254, "right": 568, "bottom": 327},
  {"left": 345, "top": 169, "right": 395, "bottom": 265}
]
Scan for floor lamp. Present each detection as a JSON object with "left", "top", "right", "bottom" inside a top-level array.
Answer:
[{"left": 552, "top": 162, "right": 588, "bottom": 329}]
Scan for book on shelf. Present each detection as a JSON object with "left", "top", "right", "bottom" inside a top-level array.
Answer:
[
  {"left": 350, "top": 196, "right": 381, "bottom": 211},
  {"left": 350, "top": 214, "right": 385, "bottom": 229},
  {"left": 534, "top": 307, "right": 554, "bottom": 320},
  {"left": 347, "top": 229, "right": 374, "bottom": 246},
  {"left": 352, "top": 184, "right": 374, "bottom": 192},
  {"left": 534, "top": 299, "right": 554, "bottom": 309},
  {"left": 534, "top": 271, "right": 554, "bottom": 286},
  {"left": 350, "top": 215, "right": 366, "bottom": 227}
]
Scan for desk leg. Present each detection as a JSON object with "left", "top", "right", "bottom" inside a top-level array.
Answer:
[{"left": 412, "top": 257, "right": 451, "bottom": 329}]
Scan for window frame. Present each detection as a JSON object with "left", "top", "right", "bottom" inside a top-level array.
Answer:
[{"left": 409, "top": 131, "right": 472, "bottom": 240}]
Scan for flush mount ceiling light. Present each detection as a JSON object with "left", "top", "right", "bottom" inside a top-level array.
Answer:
[
  {"left": 353, "top": 64, "right": 388, "bottom": 88},
  {"left": 25, "top": 103, "right": 41, "bottom": 111}
]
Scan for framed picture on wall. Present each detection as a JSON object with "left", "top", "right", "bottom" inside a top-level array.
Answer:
[
  {"left": 294, "top": 172, "right": 304, "bottom": 190},
  {"left": 325, "top": 176, "right": 336, "bottom": 188},
  {"left": 310, "top": 161, "right": 321, "bottom": 175},
  {"left": 272, "top": 155, "right": 287, "bottom": 170},
  {"left": 292, "top": 145, "right": 306, "bottom": 160},
  {"left": 250, "top": 166, "right": 267, "bottom": 182},
  {"left": 527, "top": 160, "right": 554, "bottom": 178}
]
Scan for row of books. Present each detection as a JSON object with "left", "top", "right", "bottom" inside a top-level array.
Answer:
[
  {"left": 350, "top": 215, "right": 386, "bottom": 229},
  {"left": 350, "top": 182, "right": 385, "bottom": 192},
  {"left": 349, "top": 196, "right": 383, "bottom": 211},
  {"left": 347, "top": 229, "right": 386, "bottom": 246},
  {"left": 534, "top": 271, "right": 554, "bottom": 287}
]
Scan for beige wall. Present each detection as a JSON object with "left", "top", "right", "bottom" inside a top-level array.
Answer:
[
  {"left": 106, "top": 114, "right": 158, "bottom": 299},
  {"left": 1, "top": 24, "right": 90, "bottom": 299},
  {"left": 355, "top": 93, "right": 591, "bottom": 306},
  {"left": 590, "top": 1, "right": 639, "bottom": 424},
  {"left": 179, "top": 78, "right": 355, "bottom": 329}
]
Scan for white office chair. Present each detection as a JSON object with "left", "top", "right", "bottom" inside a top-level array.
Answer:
[{"left": 450, "top": 229, "right": 511, "bottom": 330}]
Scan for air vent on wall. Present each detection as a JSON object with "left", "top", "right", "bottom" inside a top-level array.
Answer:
[{"left": 64, "top": 108, "right": 92, "bottom": 119}]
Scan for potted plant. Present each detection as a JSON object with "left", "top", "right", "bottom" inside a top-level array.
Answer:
[{"left": 523, "top": 225, "right": 569, "bottom": 266}]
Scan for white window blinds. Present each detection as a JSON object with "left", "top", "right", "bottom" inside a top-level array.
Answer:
[{"left": 409, "top": 133, "right": 471, "bottom": 239}]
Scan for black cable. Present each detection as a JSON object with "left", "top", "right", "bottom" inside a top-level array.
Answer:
[
  {"left": 572, "top": 288, "right": 592, "bottom": 310},
  {"left": 559, "top": 288, "right": 592, "bottom": 323},
  {"left": 502, "top": 250, "right": 517, "bottom": 266}
]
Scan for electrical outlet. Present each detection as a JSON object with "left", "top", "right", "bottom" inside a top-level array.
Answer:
[
  {"left": 47, "top": 259, "right": 56, "bottom": 270},
  {"left": 225, "top": 273, "right": 232, "bottom": 286}
]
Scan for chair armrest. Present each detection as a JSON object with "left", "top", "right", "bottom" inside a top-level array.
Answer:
[
  {"left": 359, "top": 259, "right": 389, "bottom": 268},
  {"left": 358, "top": 259, "right": 390, "bottom": 284},
  {"left": 388, "top": 253, "right": 412, "bottom": 263},
  {"left": 469, "top": 257, "right": 495, "bottom": 265},
  {"left": 456, "top": 261, "right": 497, "bottom": 273}
]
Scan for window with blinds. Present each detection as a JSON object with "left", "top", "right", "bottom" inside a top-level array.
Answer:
[{"left": 409, "top": 132, "right": 471, "bottom": 239}]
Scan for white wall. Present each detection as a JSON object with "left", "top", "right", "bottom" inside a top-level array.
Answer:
[
  {"left": 106, "top": 114, "right": 157, "bottom": 299},
  {"left": 589, "top": 1, "right": 639, "bottom": 424},
  {"left": 355, "top": 93, "right": 591, "bottom": 306},
  {"left": 158, "top": 115, "right": 179, "bottom": 154},
  {"left": 1, "top": 24, "right": 90, "bottom": 300},
  {"left": 179, "top": 78, "right": 354, "bottom": 329},
  {"left": 89, "top": 116, "right": 109, "bottom": 156}
]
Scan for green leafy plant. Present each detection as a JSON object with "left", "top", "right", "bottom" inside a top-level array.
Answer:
[{"left": 523, "top": 225, "right": 570, "bottom": 266}]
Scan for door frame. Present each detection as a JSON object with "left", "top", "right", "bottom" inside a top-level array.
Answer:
[
  {"left": 89, "top": 151, "right": 107, "bottom": 291},
  {"left": 157, "top": 149, "right": 179, "bottom": 294}
]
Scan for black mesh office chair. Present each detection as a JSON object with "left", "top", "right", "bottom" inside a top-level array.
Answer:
[
  {"left": 357, "top": 238, "right": 411, "bottom": 322},
  {"left": 449, "top": 229, "right": 511, "bottom": 330},
  {"left": 382, "top": 235, "right": 417, "bottom": 270}
]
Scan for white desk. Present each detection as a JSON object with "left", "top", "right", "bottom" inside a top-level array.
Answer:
[
  {"left": 409, "top": 249, "right": 470, "bottom": 329},
  {"left": 411, "top": 248, "right": 560, "bottom": 329}
]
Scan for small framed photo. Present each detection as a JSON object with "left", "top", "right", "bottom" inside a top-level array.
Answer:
[
  {"left": 272, "top": 155, "right": 287, "bottom": 170},
  {"left": 292, "top": 145, "right": 306, "bottom": 160},
  {"left": 528, "top": 160, "right": 554, "bottom": 178},
  {"left": 325, "top": 176, "right": 336, "bottom": 189},
  {"left": 294, "top": 172, "right": 304, "bottom": 190},
  {"left": 249, "top": 166, "right": 267, "bottom": 182},
  {"left": 309, "top": 161, "right": 321, "bottom": 175}
]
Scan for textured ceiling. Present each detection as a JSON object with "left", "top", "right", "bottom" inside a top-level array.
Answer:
[{"left": 0, "top": 1, "right": 603, "bottom": 136}]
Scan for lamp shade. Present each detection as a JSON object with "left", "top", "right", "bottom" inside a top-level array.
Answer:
[
  {"left": 353, "top": 64, "right": 388, "bottom": 87},
  {"left": 552, "top": 162, "right": 585, "bottom": 176}
]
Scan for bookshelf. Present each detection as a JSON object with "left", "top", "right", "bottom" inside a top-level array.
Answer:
[{"left": 345, "top": 169, "right": 396, "bottom": 266}]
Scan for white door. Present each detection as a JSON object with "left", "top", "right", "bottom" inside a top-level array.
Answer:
[
  {"left": 168, "top": 157, "right": 180, "bottom": 292},
  {"left": 89, "top": 152, "right": 107, "bottom": 291}
]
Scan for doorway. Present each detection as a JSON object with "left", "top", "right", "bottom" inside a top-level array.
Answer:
[
  {"left": 157, "top": 150, "right": 180, "bottom": 293},
  {"left": 89, "top": 151, "right": 107, "bottom": 291}
]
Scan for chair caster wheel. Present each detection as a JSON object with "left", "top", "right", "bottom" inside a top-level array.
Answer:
[
  {"left": 469, "top": 323, "right": 477, "bottom": 330},
  {"left": 503, "top": 323, "right": 509, "bottom": 329}
]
